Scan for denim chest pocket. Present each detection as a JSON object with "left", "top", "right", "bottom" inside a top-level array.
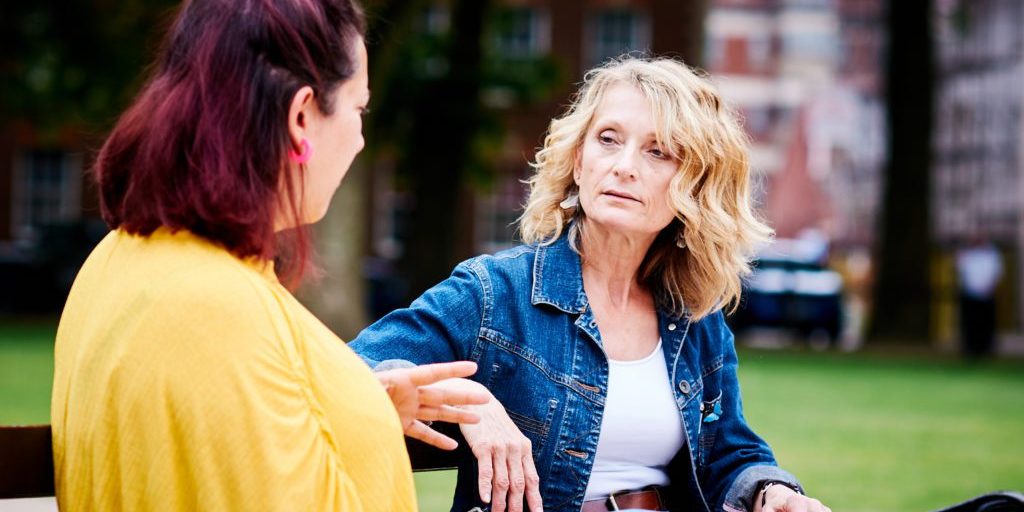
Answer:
[
  {"left": 478, "top": 329, "right": 564, "bottom": 448},
  {"left": 698, "top": 389, "right": 723, "bottom": 448},
  {"left": 695, "top": 358, "right": 725, "bottom": 469}
]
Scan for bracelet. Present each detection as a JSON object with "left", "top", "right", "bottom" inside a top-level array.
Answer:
[{"left": 759, "top": 480, "right": 800, "bottom": 508}]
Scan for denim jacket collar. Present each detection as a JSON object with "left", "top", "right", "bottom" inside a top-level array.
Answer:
[
  {"left": 531, "top": 233, "right": 693, "bottom": 321},
  {"left": 531, "top": 235, "right": 589, "bottom": 314}
]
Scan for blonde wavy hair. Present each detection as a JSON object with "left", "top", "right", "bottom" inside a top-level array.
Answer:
[{"left": 519, "top": 56, "right": 772, "bottom": 320}]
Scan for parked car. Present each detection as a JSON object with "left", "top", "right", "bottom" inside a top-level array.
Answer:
[{"left": 729, "top": 239, "right": 844, "bottom": 345}]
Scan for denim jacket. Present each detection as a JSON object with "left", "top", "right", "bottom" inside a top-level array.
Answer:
[{"left": 351, "top": 235, "right": 802, "bottom": 512}]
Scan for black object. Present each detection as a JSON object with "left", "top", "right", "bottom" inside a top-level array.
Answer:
[{"left": 933, "top": 492, "right": 1024, "bottom": 512}]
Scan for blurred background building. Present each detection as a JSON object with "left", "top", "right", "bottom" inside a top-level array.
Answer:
[
  {"left": 933, "top": 0, "right": 1024, "bottom": 348},
  {"left": 3, "top": 0, "right": 1024, "bottom": 352}
]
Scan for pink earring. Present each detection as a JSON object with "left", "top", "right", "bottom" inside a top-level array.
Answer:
[{"left": 289, "top": 139, "right": 313, "bottom": 164}]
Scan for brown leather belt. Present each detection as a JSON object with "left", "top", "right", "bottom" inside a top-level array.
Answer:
[{"left": 581, "top": 487, "right": 667, "bottom": 512}]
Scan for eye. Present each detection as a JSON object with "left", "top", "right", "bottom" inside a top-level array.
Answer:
[
  {"left": 359, "top": 106, "right": 371, "bottom": 117},
  {"left": 597, "top": 131, "right": 617, "bottom": 145},
  {"left": 649, "top": 147, "right": 668, "bottom": 160}
]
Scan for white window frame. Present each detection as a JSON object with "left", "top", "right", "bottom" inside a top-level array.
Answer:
[
  {"left": 585, "top": 8, "right": 652, "bottom": 70},
  {"left": 10, "top": 149, "right": 83, "bottom": 241},
  {"left": 494, "top": 6, "right": 551, "bottom": 58}
]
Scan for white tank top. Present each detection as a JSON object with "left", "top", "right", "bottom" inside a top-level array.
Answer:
[{"left": 584, "top": 338, "right": 687, "bottom": 500}]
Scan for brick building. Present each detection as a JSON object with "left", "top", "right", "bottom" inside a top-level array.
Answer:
[{"left": 933, "top": 0, "right": 1024, "bottom": 341}]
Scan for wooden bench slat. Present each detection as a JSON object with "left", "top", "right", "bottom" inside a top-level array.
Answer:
[
  {"left": 0, "top": 424, "right": 461, "bottom": 499},
  {"left": 0, "top": 425, "right": 55, "bottom": 499}
]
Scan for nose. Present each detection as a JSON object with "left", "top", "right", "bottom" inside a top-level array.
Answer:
[{"left": 612, "top": 146, "right": 640, "bottom": 180}]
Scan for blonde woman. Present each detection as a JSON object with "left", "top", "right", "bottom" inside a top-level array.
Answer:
[{"left": 352, "top": 57, "right": 830, "bottom": 512}]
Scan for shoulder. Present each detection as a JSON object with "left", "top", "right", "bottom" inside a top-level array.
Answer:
[
  {"left": 456, "top": 243, "right": 537, "bottom": 295},
  {"left": 160, "top": 257, "right": 281, "bottom": 322},
  {"left": 122, "top": 233, "right": 294, "bottom": 349},
  {"left": 685, "top": 310, "right": 734, "bottom": 351},
  {"left": 461, "top": 243, "right": 535, "bottom": 278}
]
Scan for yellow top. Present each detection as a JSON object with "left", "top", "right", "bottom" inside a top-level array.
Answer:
[{"left": 52, "top": 228, "right": 416, "bottom": 511}]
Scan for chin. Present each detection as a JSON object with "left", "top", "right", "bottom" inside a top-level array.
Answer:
[
  {"left": 586, "top": 208, "right": 672, "bottom": 237},
  {"left": 586, "top": 212, "right": 646, "bottom": 234}
]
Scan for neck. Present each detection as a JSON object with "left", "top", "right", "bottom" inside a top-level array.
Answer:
[{"left": 579, "top": 221, "right": 657, "bottom": 309}]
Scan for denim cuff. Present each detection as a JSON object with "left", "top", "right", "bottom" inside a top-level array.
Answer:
[
  {"left": 722, "top": 465, "right": 803, "bottom": 512},
  {"left": 372, "top": 358, "right": 418, "bottom": 371}
]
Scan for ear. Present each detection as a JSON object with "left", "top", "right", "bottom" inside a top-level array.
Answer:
[{"left": 287, "top": 86, "right": 317, "bottom": 151}]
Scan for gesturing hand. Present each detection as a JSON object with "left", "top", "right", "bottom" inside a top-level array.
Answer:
[
  {"left": 756, "top": 484, "right": 832, "bottom": 512},
  {"left": 425, "top": 378, "right": 543, "bottom": 512},
  {"left": 376, "top": 361, "right": 490, "bottom": 450}
]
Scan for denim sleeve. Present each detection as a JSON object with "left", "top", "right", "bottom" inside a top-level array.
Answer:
[
  {"left": 349, "top": 260, "right": 484, "bottom": 370},
  {"left": 702, "top": 314, "right": 803, "bottom": 512}
]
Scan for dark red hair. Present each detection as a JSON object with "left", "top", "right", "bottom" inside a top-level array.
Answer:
[{"left": 95, "top": 0, "right": 365, "bottom": 287}]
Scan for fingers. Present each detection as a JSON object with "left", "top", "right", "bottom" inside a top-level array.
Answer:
[
  {"left": 523, "top": 447, "right": 543, "bottom": 512},
  {"left": 405, "top": 420, "right": 459, "bottom": 451},
  {"left": 473, "top": 441, "right": 494, "bottom": 504},
  {"left": 480, "top": 438, "right": 535, "bottom": 512},
  {"left": 803, "top": 497, "right": 829, "bottom": 512},
  {"left": 406, "top": 361, "right": 479, "bottom": 386},
  {"left": 490, "top": 442, "right": 510, "bottom": 512},
  {"left": 505, "top": 442, "right": 526, "bottom": 512},
  {"left": 419, "top": 385, "right": 490, "bottom": 408},
  {"left": 417, "top": 405, "right": 481, "bottom": 425}
]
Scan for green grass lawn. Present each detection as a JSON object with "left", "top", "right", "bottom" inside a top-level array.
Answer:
[
  {"left": 0, "top": 319, "right": 56, "bottom": 424},
  {"left": 3, "top": 319, "right": 1022, "bottom": 511}
]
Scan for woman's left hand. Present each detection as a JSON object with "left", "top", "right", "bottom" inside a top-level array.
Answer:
[
  {"left": 376, "top": 361, "right": 491, "bottom": 450},
  {"left": 756, "top": 484, "right": 831, "bottom": 512}
]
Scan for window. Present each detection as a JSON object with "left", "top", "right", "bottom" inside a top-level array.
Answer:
[
  {"left": 747, "top": 33, "right": 773, "bottom": 70},
  {"left": 703, "top": 35, "right": 724, "bottom": 69},
  {"left": 587, "top": 9, "right": 651, "bottom": 68},
  {"left": 493, "top": 7, "right": 550, "bottom": 58},
  {"left": 783, "top": 32, "right": 837, "bottom": 61},
  {"left": 11, "top": 150, "right": 82, "bottom": 240},
  {"left": 476, "top": 169, "right": 528, "bottom": 254}
]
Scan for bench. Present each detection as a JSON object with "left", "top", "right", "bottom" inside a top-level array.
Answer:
[
  {"left": 7, "top": 425, "right": 1024, "bottom": 510},
  {"left": 0, "top": 424, "right": 464, "bottom": 499}
]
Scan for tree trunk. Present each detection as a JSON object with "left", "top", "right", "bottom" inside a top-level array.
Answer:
[
  {"left": 870, "top": 0, "right": 934, "bottom": 343},
  {"left": 398, "top": 0, "right": 490, "bottom": 301},
  {"left": 653, "top": 0, "right": 709, "bottom": 67}
]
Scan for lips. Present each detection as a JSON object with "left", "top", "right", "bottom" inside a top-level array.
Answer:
[{"left": 602, "top": 189, "right": 641, "bottom": 203}]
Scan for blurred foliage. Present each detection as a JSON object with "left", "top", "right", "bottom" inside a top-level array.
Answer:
[
  {"left": 361, "top": 0, "right": 565, "bottom": 298},
  {"left": 0, "top": 1, "right": 179, "bottom": 142},
  {"left": 363, "top": 0, "right": 564, "bottom": 188}
]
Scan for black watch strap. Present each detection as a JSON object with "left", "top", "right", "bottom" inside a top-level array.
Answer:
[{"left": 758, "top": 480, "right": 803, "bottom": 508}]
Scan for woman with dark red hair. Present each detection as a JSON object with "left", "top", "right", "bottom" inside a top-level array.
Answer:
[{"left": 50, "top": 1, "right": 485, "bottom": 510}]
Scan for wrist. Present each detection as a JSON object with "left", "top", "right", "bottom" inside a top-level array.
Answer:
[{"left": 759, "top": 480, "right": 801, "bottom": 509}]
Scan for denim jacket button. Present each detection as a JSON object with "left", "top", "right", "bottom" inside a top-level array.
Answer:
[
  {"left": 668, "top": 323, "right": 677, "bottom": 331},
  {"left": 678, "top": 380, "right": 691, "bottom": 394},
  {"left": 699, "top": 402, "right": 705, "bottom": 412}
]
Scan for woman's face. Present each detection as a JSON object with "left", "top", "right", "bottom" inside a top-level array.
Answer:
[
  {"left": 300, "top": 39, "right": 370, "bottom": 224},
  {"left": 575, "top": 82, "right": 679, "bottom": 239}
]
